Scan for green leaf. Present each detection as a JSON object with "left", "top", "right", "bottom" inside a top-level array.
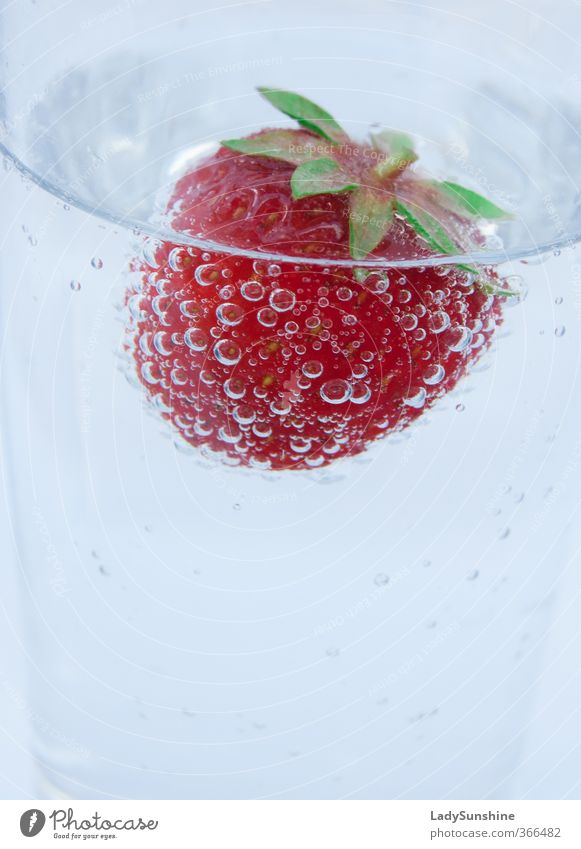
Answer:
[
  {"left": 349, "top": 187, "right": 395, "bottom": 260},
  {"left": 435, "top": 181, "right": 512, "bottom": 220},
  {"left": 221, "top": 130, "right": 326, "bottom": 165},
  {"left": 372, "top": 130, "right": 418, "bottom": 178},
  {"left": 291, "top": 158, "right": 358, "bottom": 199},
  {"left": 257, "top": 87, "right": 347, "bottom": 144},
  {"left": 395, "top": 200, "right": 460, "bottom": 256}
]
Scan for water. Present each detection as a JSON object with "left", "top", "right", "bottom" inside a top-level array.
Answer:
[{"left": 2, "top": 33, "right": 581, "bottom": 798}]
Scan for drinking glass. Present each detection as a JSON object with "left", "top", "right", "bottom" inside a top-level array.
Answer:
[{"left": 1, "top": 0, "right": 581, "bottom": 799}]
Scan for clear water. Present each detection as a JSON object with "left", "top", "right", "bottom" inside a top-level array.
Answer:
[{"left": 2, "top": 51, "right": 581, "bottom": 800}]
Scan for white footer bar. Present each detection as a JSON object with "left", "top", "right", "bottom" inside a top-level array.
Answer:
[{"left": 1, "top": 800, "right": 579, "bottom": 847}]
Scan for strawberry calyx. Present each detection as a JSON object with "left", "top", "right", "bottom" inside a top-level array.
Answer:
[{"left": 222, "top": 87, "right": 514, "bottom": 292}]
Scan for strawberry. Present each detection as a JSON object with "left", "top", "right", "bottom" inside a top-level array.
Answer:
[{"left": 126, "top": 88, "right": 511, "bottom": 471}]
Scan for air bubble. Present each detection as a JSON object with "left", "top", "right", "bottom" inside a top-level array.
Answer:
[
  {"left": 233, "top": 404, "right": 256, "bottom": 425},
  {"left": 217, "top": 302, "right": 244, "bottom": 326},
  {"left": 404, "top": 387, "right": 427, "bottom": 408},
  {"left": 302, "top": 360, "right": 323, "bottom": 379},
  {"left": 224, "top": 377, "right": 245, "bottom": 399},
  {"left": 168, "top": 247, "right": 187, "bottom": 271},
  {"left": 184, "top": 328, "right": 209, "bottom": 352},
  {"left": 428, "top": 311, "right": 451, "bottom": 334},
  {"left": 142, "top": 239, "right": 161, "bottom": 268},
  {"left": 270, "top": 398, "right": 291, "bottom": 415},
  {"left": 290, "top": 437, "right": 312, "bottom": 454},
  {"left": 170, "top": 367, "right": 188, "bottom": 386},
  {"left": 153, "top": 331, "right": 173, "bottom": 355},
  {"left": 194, "top": 264, "right": 218, "bottom": 287},
  {"left": 218, "top": 426, "right": 242, "bottom": 444},
  {"left": 423, "top": 364, "right": 445, "bottom": 385},
  {"left": 253, "top": 422, "right": 272, "bottom": 438},
  {"left": 141, "top": 361, "right": 161, "bottom": 384},
  {"left": 180, "top": 301, "right": 201, "bottom": 319},
  {"left": 241, "top": 280, "right": 264, "bottom": 301},
  {"left": 336, "top": 286, "right": 353, "bottom": 301},
  {"left": 401, "top": 314, "right": 418, "bottom": 332},
  {"left": 352, "top": 364, "right": 368, "bottom": 380},
  {"left": 351, "top": 383, "right": 371, "bottom": 405},
  {"left": 448, "top": 325, "right": 473, "bottom": 352},
  {"left": 320, "top": 379, "right": 352, "bottom": 405},
  {"left": 213, "top": 339, "right": 242, "bottom": 366},
  {"left": 257, "top": 307, "right": 277, "bottom": 327},
  {"left": 269, "top": 288, "right": 296, "bottom": 312}
]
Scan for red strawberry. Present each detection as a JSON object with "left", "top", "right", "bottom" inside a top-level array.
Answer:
[{"left": 126, "top": 89, "right": 510, "bottom": 471}]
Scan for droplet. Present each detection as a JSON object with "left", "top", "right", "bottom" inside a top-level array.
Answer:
[
  {"left": 374, "top": 573, "right": 390, "bottom": 587},
  {"left": 91, "top": 257, "right": 103, "bottom": 270},
  {"left": 217, "top": 302, "right": 244, "bottom": 326},
  {"left": 241, "top": 280, "right": 264, "bottom": 301},
  {"left": 69, "top": 280, "right": 81, "bottom": 292},
  {"left": 404, "top": 387, "right": 427, "bottom": 408},
  {"left": 326, "top": 647, "right": 340, "bottom": 658},
  {"left": 499, "top": 527, "right": 511, "bottom": 540},
  {"left": 555, "top": 325, "right": 566, "bottom": 337},
  {"left": 456, "top": 403, "right": 465, "bottom": 412},
  {"left": 213, "top": 339, "right": 242, "bottom": 366},
  {"left": 320, "top": 379, "right": 352, "bottom": 405},
  {"left": 269, "top": 288, "right": 296, "bottom": 312},
  {"left": 302, "top": 360, "right": 323, "bottom": 379}
]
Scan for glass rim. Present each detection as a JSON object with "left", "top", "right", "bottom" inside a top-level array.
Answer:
[{"left": 3, "top": 141, "right": 577, "bottom": 269}]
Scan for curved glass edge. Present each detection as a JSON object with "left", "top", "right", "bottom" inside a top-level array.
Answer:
[{"left": 1, "top": 142, "right": 577, "bottom": 269}]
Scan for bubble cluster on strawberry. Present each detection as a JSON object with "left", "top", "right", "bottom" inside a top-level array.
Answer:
[{"left": 126, "top": 88, "right": 511, "bottom": 471}]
